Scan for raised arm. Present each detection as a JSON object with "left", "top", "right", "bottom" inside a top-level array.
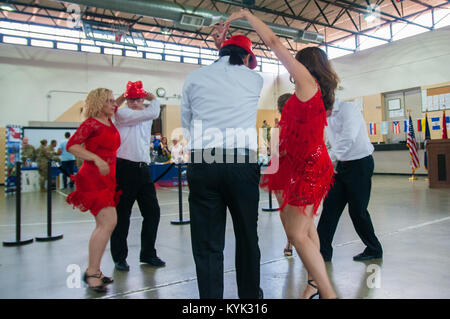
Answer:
[
  {"left": 115, "top": 93, "right": 161, "bottom": 127},
  {"left": 226, "top": 9, "right": 317, "bottom": 101},
  {"left": 115, "top": 93, "right": 126, "bottom": 107}
]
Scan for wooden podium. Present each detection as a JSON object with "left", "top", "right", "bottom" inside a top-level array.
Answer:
[{"left": 426, "top": 139, "right": 450, "bottom": 188}]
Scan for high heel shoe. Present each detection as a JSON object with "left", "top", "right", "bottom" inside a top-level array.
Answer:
[
  {"left": 307, "top": 280, "right": 319, "bottom": 299},
  {"left": 83, "top": 271, "right": 107, "bottom": 293},
  {"left": 100, "top": 272, "right": 114, "bottom": 285}
]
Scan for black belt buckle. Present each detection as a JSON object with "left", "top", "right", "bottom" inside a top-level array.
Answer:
[{"left": 138, "top": 162, "right": 147, "bottom": 168}]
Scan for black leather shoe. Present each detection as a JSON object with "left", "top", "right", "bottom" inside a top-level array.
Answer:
[
  {"left": 140, "top": 256, "right": 166, "bottom": 267},
  {"left": 353, "top": 252, "right": 382, "bottom": 261},
  {"left": 114, "top": 260, "right": 130, "bottom": 271}
]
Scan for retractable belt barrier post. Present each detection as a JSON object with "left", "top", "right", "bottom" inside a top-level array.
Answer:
[
  {"left": 3, "top": 161, "right": 34, "bottom": 246},
  {"left": 171, "top": 164, "right": 190, "bottom": 225},
  {"left": 35, "top": 160, "right": 63, "bottom": 242},
  {"left": 260, "top": 164, "right": 279, "bottom": 212},
  {"left": 262, "top": 189, "right": 279, "bottom": 212}
]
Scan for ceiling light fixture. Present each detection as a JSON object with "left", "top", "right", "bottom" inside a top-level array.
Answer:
[
  {"left": 161, "top": 27, "right": 171, "bottom": 35},
  {"left": 0, "top": 3, "right": 15, "bottom": 11},
  {"left": 364, "top": 12, "right": 376, "bottom": 22},
  {"left": 364, "top": 4, "right": 379, "bottom": 23}
]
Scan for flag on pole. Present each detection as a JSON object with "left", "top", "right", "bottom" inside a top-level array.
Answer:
[
  {"left": 407, "top": 114, "right": 420, "bottom": 172},
  {"left": 369, "top": 122, "right": 376, "bottom": 135},
  {"left": 417, "top": 119, "right": 423, "bottom": 132},
  {"left": 392, "top": 121, "right": 401, "bottom": 134},
  {"left": 424, "top": 113, "right": 431, "bottom": 170},
  {"left": 431, "top": 117, "right": 440, "bottom": 130},
  {"left": 380, "top": 121, "right": 388, "bottom": 135},
  {"left": 443, "top": 110, "right": 448, "bottom": 139},
  {"left": 404, "top": 119, "right": 409, "bottom": 133}
]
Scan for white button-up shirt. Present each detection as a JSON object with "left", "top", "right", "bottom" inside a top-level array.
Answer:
[
  {"left": 114, "top": 99, "right": 161, "bottom": 164},
  {"left": 181, "top": 56, "right": 263, "bottom": 151},
  {"left": 326, "top": 99, "right": 374, "bottom": 162}
]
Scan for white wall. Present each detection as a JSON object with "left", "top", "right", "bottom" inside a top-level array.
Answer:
[
  {"left": 1, "top": 25, "right": 449, "bottom": 126},
  {"left": 0, "top": 44, "right": 202, "bottom": 126},
  {"left": 0, "top": 44, "right": 281, "bottom": 126},
  {"left": 331, "top": 26, "right": 450, "bottom": 99}
]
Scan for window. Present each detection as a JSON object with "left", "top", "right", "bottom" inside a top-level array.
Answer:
[{"left": 327, "top": 46, "right": 352, "bottom": 59}]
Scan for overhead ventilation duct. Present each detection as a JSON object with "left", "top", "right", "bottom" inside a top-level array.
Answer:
[{"left": 59, "top": 0, "right": 324, "bottom": 44}]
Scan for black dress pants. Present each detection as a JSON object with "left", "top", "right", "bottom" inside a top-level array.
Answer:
[
  {"left": 61, "top": 160, "right": 75, "bottom": 188},
  {"left": 111, "top": 158, "right": 161, "bottom": 262},
  {"left": 187, "top": 152, "right": 261, "bottom": 299},
  {"left": 317, "top": 155, "right": 382, "bottom": 261}
]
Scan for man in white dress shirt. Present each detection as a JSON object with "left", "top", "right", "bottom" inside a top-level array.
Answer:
[
  {"left": 318, "top": 99, "right": 383, "bottom": 262},
  {"left": 181, "top": 34, "right": 263, "bottom": 299},
  {"left": 110, "top": 81, "right": 165, "bottom": 271}
]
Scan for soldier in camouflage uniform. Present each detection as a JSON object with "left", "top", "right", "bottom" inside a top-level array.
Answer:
[
  {"left": 21, "top": 137, "right": 36, "bottom": 166},
  {"left": 36, "top": 139, "right": 60, "bottom": 192}
]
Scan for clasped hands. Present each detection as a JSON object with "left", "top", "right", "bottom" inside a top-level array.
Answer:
[{"left": 212, "top": 9, "right": 250, "bottom": 49}]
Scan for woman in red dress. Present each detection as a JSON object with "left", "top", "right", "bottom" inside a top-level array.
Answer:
[
  {"left": 227, "top": 10, "right": 339, "bottom": 299},
  {"left": 66, "top": 88, "right": 121, "bottom": 292}
]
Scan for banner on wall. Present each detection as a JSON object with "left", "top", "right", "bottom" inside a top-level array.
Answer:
[{"left": 5, "top": 125, "right": 22, "bottom": 195}]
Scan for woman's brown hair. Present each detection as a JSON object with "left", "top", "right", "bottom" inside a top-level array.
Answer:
[
  {"left": 294, "top": 47, "right": 339, "bottom": 112},
  {"left": 277, "top": 93, "right": 292, "bottom": 114}
]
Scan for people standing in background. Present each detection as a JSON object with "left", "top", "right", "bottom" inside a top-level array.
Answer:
[
  {"left": 36, "top": 139, "right": 60, "bottom": 192},
  {"left": 58, "top": 132, "right": 76, "bottom": 189},
  {"left": 155, "top": 136, "right": 171, "bottom": 163},
  {"left": 261, "top": 120, "right": 271, "bottom": 146},
  {"left": 21, "top": 136, "right": 36, "bottom": 167},
  {"left": 317, "top": 99, "right": 383, "bottom": 263},
  {"left": 169, "top": 137, "right": 185, "bottom": 164},
  {"left": 47, "top": 140, "right": 59, "bottom": 157},
  {"left": 110, "top": 80, "right": 165, "bottom": 272}
]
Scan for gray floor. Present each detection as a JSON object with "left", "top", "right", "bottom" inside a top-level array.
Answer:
[{"left": 0, "top": 175, "right": 449, "bottom": 299}]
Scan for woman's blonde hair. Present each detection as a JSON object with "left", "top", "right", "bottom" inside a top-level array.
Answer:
[{"left": 83, "top": 88, "right": 112, "bottom": 119}]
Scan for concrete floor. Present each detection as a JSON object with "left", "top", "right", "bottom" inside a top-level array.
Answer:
[{"left": 0, "top": 175, "right": 449, "bottom": 299}]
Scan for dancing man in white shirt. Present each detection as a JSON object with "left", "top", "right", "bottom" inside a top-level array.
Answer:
[
  {"left": 111, "top": 81, "right": 166, "bottom": 271},
  {"left": 181, "top": 29, "right": 263, "bottom": 299},
  {"left": 317, "top": 99, "right": 383, "bottom": 263}
]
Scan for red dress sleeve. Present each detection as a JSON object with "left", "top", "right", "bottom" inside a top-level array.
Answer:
[{"left": 66, "top": 118, "right": 102, "bottom": 150}]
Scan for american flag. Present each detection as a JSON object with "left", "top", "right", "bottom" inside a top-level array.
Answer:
[{"left": 406, "top": 115, "right": 419, "bottom": 172}]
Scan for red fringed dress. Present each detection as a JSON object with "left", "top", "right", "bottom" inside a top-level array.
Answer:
[
  {"left": 260, "top": 88, "right": 334, "bottom": 216},
  {"left": 66, "top": 118, "right": 122, "bottom": 216}
]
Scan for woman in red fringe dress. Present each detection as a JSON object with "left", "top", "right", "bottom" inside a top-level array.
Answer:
[
  {"left": 66, "top": 88, "right": 121, "bottom": 293},
  {"left": 227, "top": 10, "right": 339, "bottom": 299}
]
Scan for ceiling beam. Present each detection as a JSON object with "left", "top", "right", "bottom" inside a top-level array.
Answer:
[
  {"left": 331, "top": 0, "right": 433, "bottom": 30},
  {"left": 210, "top": 0, "right": 389, "bottom": 41},
  {"left": 390, "top": 0, "right": 402, "bottom": 17}
]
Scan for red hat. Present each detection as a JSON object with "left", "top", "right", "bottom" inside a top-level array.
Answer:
[
  {"left": 124, "top": 81, "right": 148, "bottom": 99},
  {"left": 221, "top": 35, "right": 257, "bottom": 70}
]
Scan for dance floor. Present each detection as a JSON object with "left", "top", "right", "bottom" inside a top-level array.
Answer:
[{"left": 0, "top": 175, "right": 449, "bottom": 299}]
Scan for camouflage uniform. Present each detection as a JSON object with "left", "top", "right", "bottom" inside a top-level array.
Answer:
[
  {"left": 262, "top": 122, "right": 271, "bottom": 143},
  {"left": 21, "top": 144, "right": 36, "bottom": 165},
  {"left": 36, "top": 145, "right": 60, "bottom": 191}
]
